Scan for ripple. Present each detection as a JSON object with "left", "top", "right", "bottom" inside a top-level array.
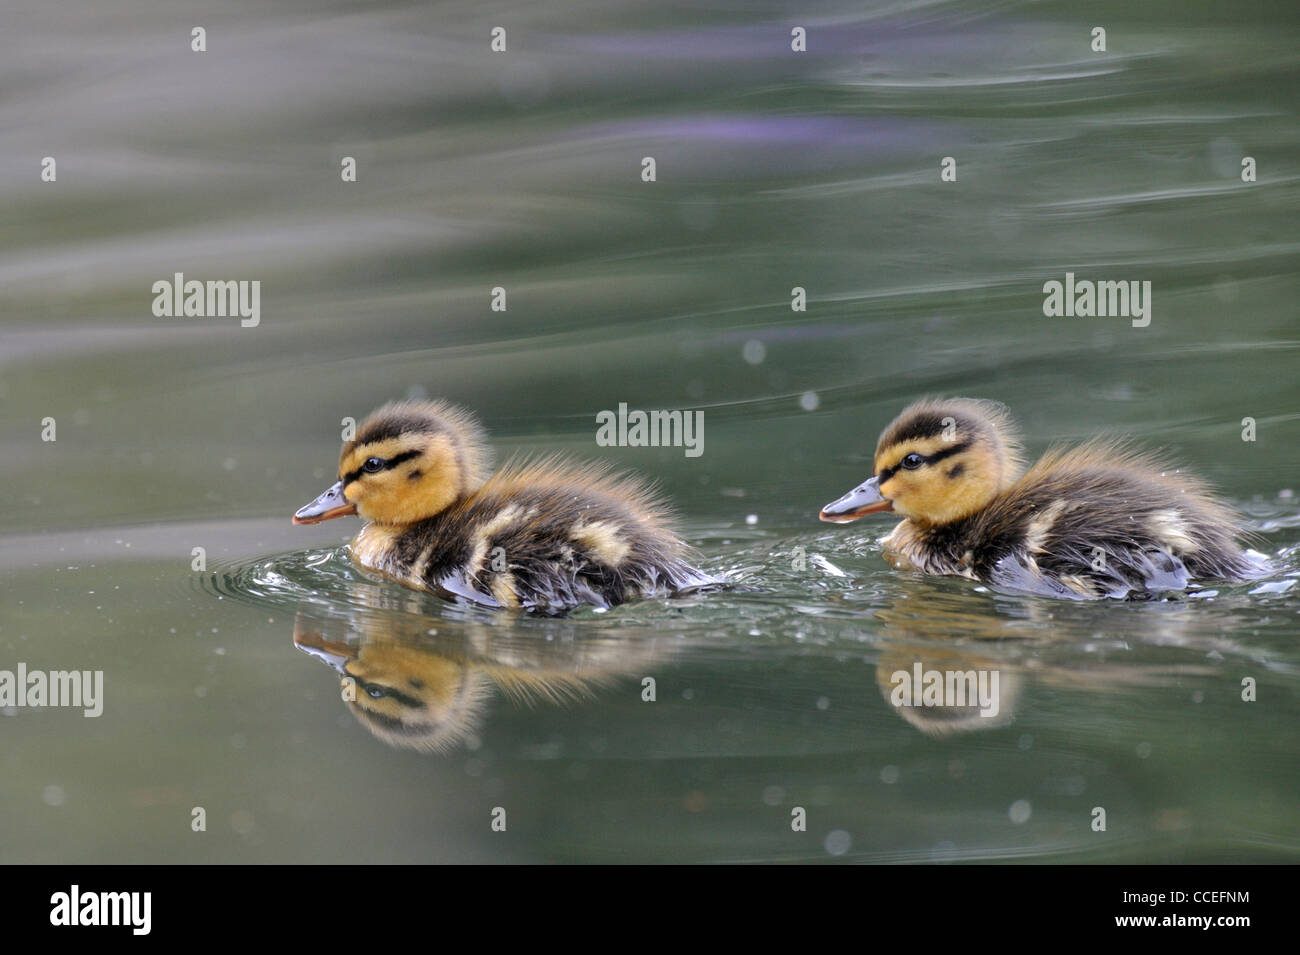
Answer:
[
  {"left": 203, "top": 546, "right": 450, "bottom": 622},
  {"left": 198, "top": 519, "right": 1300, "bottom": 670}
]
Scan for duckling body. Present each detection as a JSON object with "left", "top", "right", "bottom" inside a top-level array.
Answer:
[
  {"left": 294, "top": 401, "right": 713, "bottom": 614},
  {"left": 820, "top": 398, "right": 1256, "bottom": 599}
]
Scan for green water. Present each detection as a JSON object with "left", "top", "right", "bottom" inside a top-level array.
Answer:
[{"left": 2, "top": 0, "right": 1298, "bottom": 863}]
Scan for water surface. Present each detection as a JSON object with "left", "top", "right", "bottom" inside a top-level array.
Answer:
[{"left": 2, "top": 0, "right": 1298, "bottom": 863}]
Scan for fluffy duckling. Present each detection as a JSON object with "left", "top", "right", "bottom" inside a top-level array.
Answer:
[
  {"left": 293, "top": 400, "right": 713, "bottom": 614},
  {"left": 819, "top": 397, "right": 1258, "bottom": 599},
  {"left": 292, "top": 612, "right": 672, "bottom": 752}
]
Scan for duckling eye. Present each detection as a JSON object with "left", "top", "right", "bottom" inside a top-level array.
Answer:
[
  {"left": 366, "top": 685, "right": 386, "bottom": 699},
  {"left": 362, "top": 456, "right": 384, "bottom": 473},
  {"left": 901, "top": 453, "right": 925, "bottom": 470}
]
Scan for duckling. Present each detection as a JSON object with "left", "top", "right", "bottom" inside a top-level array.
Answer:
[
  {"left": 292, "top": 611, "right": 672, "bottom": 752},
  {"left": 292, "top": 400, "right": 714, "bottom": 614},
  {"left": 294, "top": 620, "right": 492, "bottom": 752},
  {"left": 819, "top": 397, "right": 1258, "bottom": 599}
]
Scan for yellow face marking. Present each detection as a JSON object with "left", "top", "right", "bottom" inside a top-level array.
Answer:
[
  {"left": 874, "top": 435, "right": 962, "bottom": 475},
  {"left": 339, "top": 433, "right": 464, "bottom": 525},
  {"left": 873, "top": 438, "right": 1002, "bottom": 526},
  {"left": 339, "top": 437, "right": 421, "bottom": 479},
  {"left": 342, "top": 646, "right": 479, "bottom": 750}
]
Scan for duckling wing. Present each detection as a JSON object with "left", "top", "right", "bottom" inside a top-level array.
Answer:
[
  {"left": 427, "top": 461, "right": 717, "bottom": 614},
  {"left": 986, "top": 553, "right": 1094, "bottom": 599},
  {"left": 434, "top": 568, "right": 505, "bottom": 609},
  {"left": 987, "top": 548, "right": 1190, "bottom": 600},
  {"left": 972, "top": 452, "right": 1233, "bottom": 598}
]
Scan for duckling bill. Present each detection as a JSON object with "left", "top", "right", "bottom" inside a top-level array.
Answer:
[
  {"left": 294, "top": 400, "right": 715, "bottom": 614},
  {"left": 820, "top": 397, "right": 1258, "bottom": 599}
]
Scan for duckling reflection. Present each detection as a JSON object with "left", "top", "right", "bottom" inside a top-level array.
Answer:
[
  {"left": 875, "top": 640, "right": 1023, "bottom": 735},
  {"left": 292, "top": 610, "right": 672, "bottom": 753},
  {"left": 869, "top": 582, "right": 1218, "bottom": 736}
]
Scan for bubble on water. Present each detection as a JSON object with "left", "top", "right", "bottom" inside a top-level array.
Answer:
[
  {"left": 1017, "top": 733, "right": 1034, "bottom": 751},
  {"left": 1009, "top": 799, "right": 1032, "bottom": 824},
  {"left": 43, "top": 784, "right": 65, "bottom": 807},
  {"left": 230, "top": 809, "right": 255, "bottom": 835},
  {"left": 816, "top": 696, "right": 830, "bottom": 711},
  {"left": 761, "top": 785, "right": 785, "bottom": 806},
  {"left": 742, "top": 340, "right": 766, "bottom": 365},
  {"left": 222, "top": 457, "right": 238, "bottom": 471},
  {"left": 745, "top": 514, "right": 758, "bottom": 525},
  {"left": 880, "top": 765, "right": 900, "bottom": 784},
  {"left": 1136, "top": 742, "right": 1152, "bottom": 758},
  {"left": 799, "top": 391, "right": 820, "bottom": 411},
  {"left": 824, "top": 829, "right": 852, "bottom": 856}
]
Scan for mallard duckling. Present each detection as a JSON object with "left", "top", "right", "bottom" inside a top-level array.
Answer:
[
  {"left": 294, "top": 621, "right": 492, "bottom": 752},
  {"left": 292, "top": 611, "right": 672, "bottom": 752},
  {"left": 819, "top": 397, "right": 1258, "bottom": 599},
  {"left": 292, "top": 400, "right": 714, "bottom": 614}
]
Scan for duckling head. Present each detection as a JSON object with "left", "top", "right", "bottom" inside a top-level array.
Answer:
[
  {"left": 820, "top": 397, "right": 1023, "bottom": 527},
  {"left": 293, "top": 400, "right": 492, "bottom": 526},
  {"left": 294, "top": 626, "right": 490, "bottom": 752}
]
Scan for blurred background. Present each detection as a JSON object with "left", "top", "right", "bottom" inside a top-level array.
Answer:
[{"left": 1, "top": 0, "right": 1297, "bottom": 862}]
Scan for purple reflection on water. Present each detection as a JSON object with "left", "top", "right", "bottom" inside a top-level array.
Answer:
[
  {"left": 559, "top": 19, "right": 1011, "bottom": 63},
  {"left": 581, "top": 113, "right": 952, "bottom": 157}
]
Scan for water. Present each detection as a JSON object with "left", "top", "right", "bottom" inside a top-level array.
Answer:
[{"left": 2, "top": 0, "right": 1298, "bottom": 863}]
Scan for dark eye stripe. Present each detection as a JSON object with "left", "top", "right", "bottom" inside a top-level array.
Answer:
[
  {"left": 350, "top": 676, "right": 424, "bottom": 709},
  {"left": 877, "top": 439, "right": 972, "bottom": 483},
  {"left": 341, "top": 448, "right": 422, "bottom": 484}
]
